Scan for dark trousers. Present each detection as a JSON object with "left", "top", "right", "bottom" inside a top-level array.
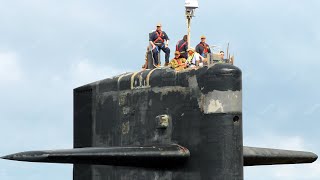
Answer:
[
  {"left": 152, "top": 44, "right": 170, "bottom": 65},
  {"left": 180, "top": 52, "right": 188, "bottom": 59}
]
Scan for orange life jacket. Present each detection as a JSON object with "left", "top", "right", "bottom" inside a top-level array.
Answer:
[
  {"left": 176, "top": 58, "right": 182, "bottom": 65},
  {"left": 200, "top": 43, "right": 209, "bottom": 54},
  {"left": 176, "top": 40, "right": 187, "bottom": 52},
  {"left": 154, "top": 31, "right": 164, "bottom": 43}
]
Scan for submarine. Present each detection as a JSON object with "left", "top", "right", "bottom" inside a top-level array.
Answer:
[
  {"left": 1, "top": 0, "right": 318, "bottom": 179},
  {"left": 2, "top": 64, "right": 317, "bottom": 180}
]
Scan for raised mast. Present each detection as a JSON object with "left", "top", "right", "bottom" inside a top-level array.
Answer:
[{"left": 185, "top": 0, "right": 199, "bottom": 48}]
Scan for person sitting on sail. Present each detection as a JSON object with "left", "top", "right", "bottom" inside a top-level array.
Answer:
[
  {"left": 169, "top": 51, "right": 187, "bottom": 71},
  {"left": 186, "top": 48, "right": 204, "bottom": 68},
  {"left": 218, "top": 50, "right": 230, "bottom": 63},
  {"left": 176, "top": 35, "right": 188, "bottom": 59},
  {"left": 149, "top": 23, "right": 171, "bottom": 67},
  {"left": 195, "top": 35, "right": 211, "bottom": 58},
  {"left": 219, "top": 51, "right": 225, "bottom": 60}
]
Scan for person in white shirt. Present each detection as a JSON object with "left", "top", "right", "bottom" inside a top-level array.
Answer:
[{"left": 186, "top": 48, "right": 205, "bottom": 68}]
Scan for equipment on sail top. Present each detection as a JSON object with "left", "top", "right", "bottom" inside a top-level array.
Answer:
[{"left": 185, "top": 0, "right": 199, "bottom": 48}]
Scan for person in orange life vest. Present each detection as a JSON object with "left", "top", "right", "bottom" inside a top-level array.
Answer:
[
  {"left": 149, "top": 23, "right": 170, "bottom": 66},
  {"left": 176, "top": 35, "right": 188, "bottom": 59},
  {"left": 169, "top": 51, "right": 187, "bottom": 71},
  {"left": 195, "top": 35, "right": 211, "bottom": 57}
]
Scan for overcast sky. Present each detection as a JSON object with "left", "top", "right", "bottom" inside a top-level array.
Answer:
[{"left": 0, "top": 0, "right": 320, "bottom": 179}]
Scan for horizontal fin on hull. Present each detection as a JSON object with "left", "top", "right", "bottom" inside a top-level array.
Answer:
[
  {"left": 243, "top": 146, "right": 318, "bottom": 166},
  {"left": 2, "top": 144, "right": 190, "bottom": 168}
]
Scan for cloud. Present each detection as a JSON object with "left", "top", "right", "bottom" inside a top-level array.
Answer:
[
  {"left": 0, "top": 169, "right": 9, "bottom": 180},
  {"left": 0, "top": 51, "right": 22, "bottom": 82},
  {"left": 246, "top": 160, "right": 320, "bottom": 180},
  {"left": 0, "top": 1, "right": 319, "bottom": 180},
  {"left": 246, "top": 161, "right": 320, "bottom": 180},
  {"left": 70, "top": 59, "right": 127, "bottom": 87},
  {"left": 245, "top": 134, "right": 306, "bottom": 150},
  {"left": 304, "top": 104, "right": 320, "bottom": 115},
  {"left": 0, "top": 1, "right": 108, "bottom": 24},
  {"left": 273, "top": 162, "right": 320, "bottom": 179}
]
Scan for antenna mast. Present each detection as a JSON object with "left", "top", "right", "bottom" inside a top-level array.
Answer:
[{"left": 185, "top": 0, "right": 199, "bottom": 48}]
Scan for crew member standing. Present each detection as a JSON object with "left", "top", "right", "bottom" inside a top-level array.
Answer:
[
  {"left": 176, "top": 35, "right": 188, "bottom": 59},
  {"left": 149, "top": 23, "right": 170, "bottom": 66},
  {"left": 195, "top": 35, "right": 211, "bottom": 58}
]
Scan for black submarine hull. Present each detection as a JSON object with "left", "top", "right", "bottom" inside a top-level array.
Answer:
[
  {"left": 73, "top": 64, "right": 243, "bottom": 179},
  {"left": 2, "top": 64, "right": 317, "bottom": 180}
]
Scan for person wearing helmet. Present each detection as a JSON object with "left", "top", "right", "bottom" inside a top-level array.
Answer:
[
  {"left": 149, "top": 23, "right": 171, "bottom": 67},
  {"left": 195, "top": 35, "right": 211, "bottom": 58}
]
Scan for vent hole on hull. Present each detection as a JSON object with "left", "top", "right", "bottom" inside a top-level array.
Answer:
[{"left": 233, "top": 116, "right": 240, "bottom": 123}]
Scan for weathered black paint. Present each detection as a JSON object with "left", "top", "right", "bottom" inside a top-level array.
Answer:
[
  {"left": 73, "top": 64, "right": 244, "bottom": 180},
  {"left": 2, "top": 64, "right": 317, "bottom": 180},
  {"left": 2, "top": 145, "right": 190, "bottom": 168},
  {"left": 74, "top": 85, "right": 93, "bottom": 148},
  {"left": 243, "top": 146, "right": 317, "bottom": 166}
]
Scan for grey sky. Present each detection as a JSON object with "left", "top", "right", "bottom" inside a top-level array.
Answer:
[{"left": 0, "top": 0, "right": 319, "bottom": 179}]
